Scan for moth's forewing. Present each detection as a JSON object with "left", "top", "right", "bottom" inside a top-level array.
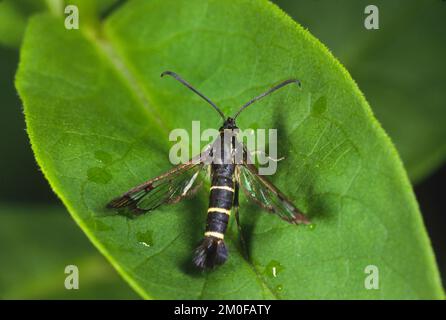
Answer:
[{"left": 107, "top": 148, "right": 212, "bottom": 215}]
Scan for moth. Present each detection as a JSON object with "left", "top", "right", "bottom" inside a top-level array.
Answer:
[{"left": 107, "top": 71, "right": 310, "bottom": 269}]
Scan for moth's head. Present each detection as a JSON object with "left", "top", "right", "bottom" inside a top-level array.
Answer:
[{"left": 221, "top": 117, "right": 237, "bottom": 130}]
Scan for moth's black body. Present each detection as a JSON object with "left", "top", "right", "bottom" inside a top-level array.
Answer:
[
  {"left": 107, "top": 71, "right": 310, "bottom": 269},
  {"left": 194, "top": 121, "right": 238, "bottom": 268}
]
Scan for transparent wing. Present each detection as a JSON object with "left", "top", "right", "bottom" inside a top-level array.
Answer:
[
  {"left": 107, "top": 152, "right": 209, "bottom": 215},
  {"left": 239, "top": 163, "right": 310, "bottom": 225}
]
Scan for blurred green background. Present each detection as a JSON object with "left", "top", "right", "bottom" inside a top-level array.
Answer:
[{"left": 0, "top": 0, "right": 444, "bottom": 298}]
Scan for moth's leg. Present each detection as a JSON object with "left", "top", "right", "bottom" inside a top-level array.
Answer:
[
  {"left": 250, "top": 150, "right": 284, "bottom": 162},
  {"left": 234, "top": 178, "right": 248, "bottom": 259}
]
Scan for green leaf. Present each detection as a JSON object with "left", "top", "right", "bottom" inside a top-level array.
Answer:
[
  {"left": 0, "top": 0, "right": 121, "bottom": 48},
  {"left": 16, "top": 0, "right": 443, "bottom": 299},
  {"left": 274, "top": 0, "right": 446, "bottom": 183},
  {"left": 0, "top": 46, "right": 52, "bottom": 202},
  {"left": 0, "top": 205, "right": 137, "bottom": 299},
  {"left": 53, "top": 0, "right": 124, "bottom": 26}
]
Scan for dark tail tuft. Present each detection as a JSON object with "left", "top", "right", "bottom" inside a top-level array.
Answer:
[{"left": 193, "top": 237, "right": 228, "bottom": 269}]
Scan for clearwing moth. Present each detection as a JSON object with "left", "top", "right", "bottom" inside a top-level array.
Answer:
[{"left": 107, "top": 71, "right": 310, "bottom": 269}]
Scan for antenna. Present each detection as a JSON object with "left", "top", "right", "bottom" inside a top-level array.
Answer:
[
  {"left": 161, "top": 71, "right": 226, "bottom": 120},
  {"left": 233, "top": 79, "right": 301, "bottom": 119}
]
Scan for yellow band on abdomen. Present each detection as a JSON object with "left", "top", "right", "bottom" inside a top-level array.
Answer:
[
  {"left": 210, "top": 185, "right": 235, "bottom": 193},
  {"left": 204, "top": 231, "right": 224, "bottom": 239},
  {"left": 207, "top": 207, "right": 231, "bottom": 216}
]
